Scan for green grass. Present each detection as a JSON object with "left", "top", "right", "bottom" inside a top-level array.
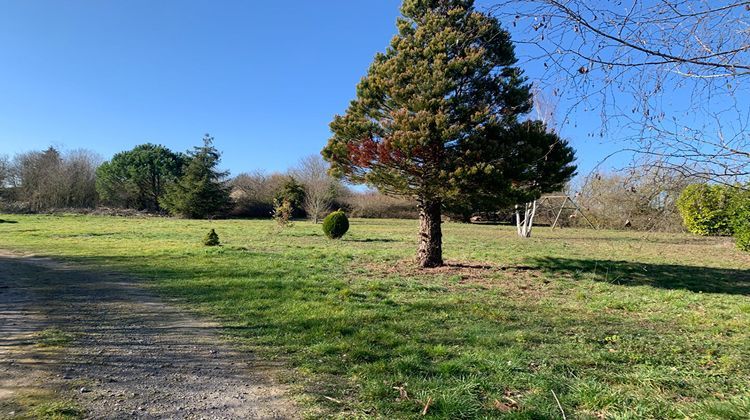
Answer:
[
  {"left": 1, "top": 392, "right": 82, "bottom": 420},
  {"left": 35, "top": 328, "right": 74, "bottom": 347},
  {"left": 28, "top": 401, "right": 82, "bottom": 420},
  {"left": 1, "top": 214, "right": 749, "bottom": 419}
]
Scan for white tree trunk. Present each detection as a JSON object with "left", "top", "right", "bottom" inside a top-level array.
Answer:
[
  {"left": 515, "top": 204, "right": 522, "bottom": 236},
  {"left": 516, "top": 200, "right": 537, "bottom": 238}
]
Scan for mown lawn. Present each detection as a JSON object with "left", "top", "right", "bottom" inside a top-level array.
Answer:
[{"left": 1, "top": 214, "right": 749, "bottom": 419}]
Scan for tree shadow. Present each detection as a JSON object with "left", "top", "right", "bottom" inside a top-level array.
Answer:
[
  {"left": 0, "top": 219, "right": 18, "bottom": 224},
  {"left": 4, "top": 251, "right": 748, "bottom": 418},
  {"left": 530, "top": 257, "right": 750, "bottom": 296},
  {"left": 539, "top": 235, "right": 717, "bottom": 245},
  {"left": 344, "top": 238, "right": 398, "bottom": 243}
]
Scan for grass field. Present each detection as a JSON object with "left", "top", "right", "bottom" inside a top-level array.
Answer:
[{"left": 1, "top": 214, "right": 749, "bottom": 419}]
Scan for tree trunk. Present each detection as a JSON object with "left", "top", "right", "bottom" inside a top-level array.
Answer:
[
  {"left": 516, "top": 201, "right": 538, "bottom": 238},
  {"left": 417, "top": 200, "right": 443, "bottom": 268}
]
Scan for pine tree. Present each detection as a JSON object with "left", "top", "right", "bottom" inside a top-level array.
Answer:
[
  {"left": 322, "top": 0, "right": 576, "bottom": 267},
  {"left": 96, "top": 144, "right": 185, "bottom": 211},
  {"left": 203, "top": 228, "right": 220, "bottom": 246},
  {"left": 274, "top": 176, "right": 306, "bottom": 218},
  {"left": 161, "top": 134, "right": 231, "bottom": 219}
]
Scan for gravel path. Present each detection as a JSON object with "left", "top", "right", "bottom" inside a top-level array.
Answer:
[{"left": 0, "top": 251, "right": 297, "bottom": 419}]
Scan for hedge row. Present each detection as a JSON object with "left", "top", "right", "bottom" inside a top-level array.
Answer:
[{"left": 677, "top": 184, "right": 750, "bottom": 251}]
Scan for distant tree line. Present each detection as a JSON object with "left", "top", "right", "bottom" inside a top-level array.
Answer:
[
  {"left": 0, "top": 136, "right": 230, "bottom": 218},
  {"left": 3, "top": 136, "right": 749, "bottom": 252},
  {"left": 0, "top": 135, "right": 415, "bottom": 221}
]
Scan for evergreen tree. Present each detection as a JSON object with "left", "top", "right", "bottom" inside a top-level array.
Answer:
[
  {"left": 161, "top": 135, "right": 231, "bottom": 219},
  {"left": 322, "top": 0, "right": 576, "bottom": 267},
  {"left": 274, "top": 176, "right": 306, "bottom": 218},
  {"left": 444, "top": 120, "right": 576, "bottom": 222},
  {"left": 96, "top": 143, "right": 185, "bottom": 211}
]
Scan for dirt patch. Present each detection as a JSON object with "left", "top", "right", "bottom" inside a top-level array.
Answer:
[
  {"left": 0, "top": 250, "right": 297, "bottom": 419},
  {"left": 359, "top": 259, "right": 551, "bottom": 297}
]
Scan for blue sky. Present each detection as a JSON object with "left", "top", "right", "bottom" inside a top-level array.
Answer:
[{"left": 0, "top": 0, "right": 621, "bottom": 177}]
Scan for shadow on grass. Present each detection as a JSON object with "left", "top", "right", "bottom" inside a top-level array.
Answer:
[
  {"left": 4, "top": 252, "right": 750, "bottom": 417},
  {"left": 540, "top": 235, "right": 719, "bottom": 245},
  {"left": 0, "top": 219, "right": 18, "bottom": 224},
  {"left": 531, "top": 257, "right": 750, "bottom": 296},
  {"left": 344, "top": 238, "right": 398, "bottom": 243}
]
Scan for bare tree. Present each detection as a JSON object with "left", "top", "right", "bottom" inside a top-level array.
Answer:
[
  {"left": 0, "top": 155, "right": 9, "bottom": 187},
  {"left": 531, "top": 84, "right": 559, "bottom": 129},
  {"left": 576, "top": 167, "right": 694, "bottom": 232},
  {"left": 291, "top": 155, "right": 339, "bottom": 223},
  {"left": 343, "top": 190, "right": 419, "bottom": 219},
  {"left": 491, "top": 0, "right": 750, "bottom": 184},
  {"left": 229, "top": 171, "right": 288, "bottom": 218},
  {"left": 13, "top": 147, "right": 64, "bottom": 210},
  {"left": 10, "top": 147, "right": 100, "bottom": 211},
  {"left": 0, "top": 155, "right": 12, "bottom": 204},
  {"left": 62, "top": 149, "right": 100, "bottom": 209}
]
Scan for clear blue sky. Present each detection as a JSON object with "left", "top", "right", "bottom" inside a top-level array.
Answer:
[{"left": 0, "top": 0, "right": 620, "bottom": 177}]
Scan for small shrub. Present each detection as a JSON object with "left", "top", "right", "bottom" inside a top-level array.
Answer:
[
  {"left": 203, "top": 228, "right": 220, "bottom": 246},
  {"left": 322, "top": 210, "right": 349, "bottom": 239},
  {"left": 272, "top": 198, "right": 294, "bottom": 227},
  {"left": 677, "top": 184, "right": 734, "bottom": 236}
]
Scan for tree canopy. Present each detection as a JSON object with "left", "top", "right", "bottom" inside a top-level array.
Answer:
[
  {"left": 323, "top": 0, "right": 576, "bottom": 267},
  {"left": 96, "top": 143, "right": 185, "bottom": 211}
]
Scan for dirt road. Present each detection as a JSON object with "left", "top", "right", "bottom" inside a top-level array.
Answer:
[{"left": 0, "top": 251, "right": 297, "bottom": 419}]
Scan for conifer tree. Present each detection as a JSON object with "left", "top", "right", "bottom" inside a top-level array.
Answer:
[
  {"left": 322, "top": 0, "right": 576, "bottom": 267},
  {"left": 96, "top": 144, "right": 185, "bottom": 211},
  {"left": 274, "top": 176, "right": 306, "bottom": 218},
  {"left": 161, "top": 134, "right": 231, "bottom": 219}
]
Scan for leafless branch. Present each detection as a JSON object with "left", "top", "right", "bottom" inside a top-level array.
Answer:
[{"left": 490, "top": 0, "right": 750, "bottom": 182}]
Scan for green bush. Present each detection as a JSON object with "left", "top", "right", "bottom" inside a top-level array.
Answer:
[
  {"left": 676, "top": 184, "right": 734, "bottom": 236},
  {"left": 730, "top": 189, "right": 750, "bottom": 251},
  {"left": 734, "top": 223, "right": 750, "bottom": 251},
  {"left": 322, "top": 210, "right": 349, "bottom": 239},
  {"left": 203, "top": 228, "right": 220, "bottom": 246}
]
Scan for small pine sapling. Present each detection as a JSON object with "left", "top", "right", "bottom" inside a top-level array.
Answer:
[
  {"left": 272, "top": 199, "right": 294, "bottom": 227},
  {"left": 203, "top": 228, "right": 220, "bottom": 246}
]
